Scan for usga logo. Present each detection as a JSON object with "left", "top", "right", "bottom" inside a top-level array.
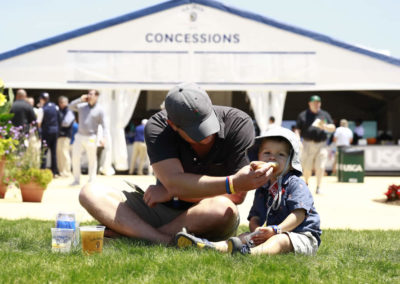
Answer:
[{"left": 338, "top": 164, "right": 363, "bottom": 172}]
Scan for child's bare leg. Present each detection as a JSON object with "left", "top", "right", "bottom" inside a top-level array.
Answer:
[
  {"left": 250, "top": 234, "right": 293, "bottom": 255},
  {"left": 213, "top": 241, "right": 228, "bottom": 252},
  {"left": 211, "top": 231, "right": 252, "bottom": 253}
]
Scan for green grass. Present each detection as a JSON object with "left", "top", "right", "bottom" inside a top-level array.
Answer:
[{"left": 0, "top": 219, "right": 399, "bottom": 283}]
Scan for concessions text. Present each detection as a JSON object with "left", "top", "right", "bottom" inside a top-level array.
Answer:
[{"left": 145, "top": 33, "right": 240, "bottom": 44}]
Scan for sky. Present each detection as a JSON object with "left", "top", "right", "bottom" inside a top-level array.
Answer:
[{"left": 1, "top": 0, "right": 400, "bottom": 58}]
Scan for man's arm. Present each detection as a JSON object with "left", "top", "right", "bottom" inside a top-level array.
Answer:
[
  {"left": 69, "top": 97, "right": 85, "bottom": 112},
  {"left": 61, "top": 110, "right": 75, "bottom": 128},
  {"left": 321, "top": 112, "right": 336, "bottom": 133},
  {"left": 36, "top": 108, "right": 43, "bottom": 128},
  {"left": 152, "top": 157, "right": 273, "bottom": 201},
  {"left": 27, "top": 106, "right": 36, "bottom": 125},
  {"left": 322, "top": 123, "right": 336, "bottom": 133}
]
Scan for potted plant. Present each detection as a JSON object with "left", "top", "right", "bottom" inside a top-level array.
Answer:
[
  {"left": 0, "top": 78, "right": 16, "bottom": 198},
  {"left": 15, "top": 167, "right": 53, "bottom": 202},
  {"left": 0, "top": 136, "right": 19, "bottom": 197},
  {"left": 8, "top": 127, "right": 53, "bottom": 202}
]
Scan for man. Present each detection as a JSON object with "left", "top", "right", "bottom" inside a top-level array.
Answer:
[
  {"left": 57, "top": 96, "right": 75, "bottom": 177},
  {"left": 129, "top": 119, "right": 148, "bottom": 175},
  {"left": 69, "top": 89, "right": 107, "bottom": 185},
  {"left": 39, "top": 92, "right": 60, "bottom": 176},
  {"left": 352, "top": 119, "right": 364, "bottom": 145},
  {"left": 332, "top": 119, "right": 353, "bottom": 175},
  {"left": 295, "top": 95, "right": 335, "bottom": 194},
  {"left": 10, "top": 89, "right": 36, "bottom": 130},
  {"left": 79, "top": 82, "right": 273, "bottom": 245}
]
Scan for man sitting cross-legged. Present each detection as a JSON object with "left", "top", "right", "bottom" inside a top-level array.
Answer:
[{"left": 79, "top": 82, "right": 273, "bottom": 244}]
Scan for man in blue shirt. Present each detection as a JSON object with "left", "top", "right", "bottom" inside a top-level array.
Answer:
[
  {"left": 39, "top": 92, "right": 60, "bottom": 176},
  {"left": 129, "top": 119, "right": 148, "bottom": 175}
]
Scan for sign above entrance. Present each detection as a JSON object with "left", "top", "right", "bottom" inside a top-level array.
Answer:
[{"left": 145, "top": 32, "right": 240, "bottom": 44}]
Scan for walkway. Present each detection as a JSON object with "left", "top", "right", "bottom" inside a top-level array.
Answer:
[{"left": 0, "top": 175, "right": 399, "bottom": 230}]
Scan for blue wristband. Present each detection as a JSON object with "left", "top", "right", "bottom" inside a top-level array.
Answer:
[
  {"left": 269, "top": 225, "right": 281, "bottom": 234},
  {"left": 225, "top": 177, "right": 231, "bottom": 194}
]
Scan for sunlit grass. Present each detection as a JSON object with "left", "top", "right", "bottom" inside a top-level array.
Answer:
[{"left": 0, "top": 219, "right": 398, "bottom": 283}]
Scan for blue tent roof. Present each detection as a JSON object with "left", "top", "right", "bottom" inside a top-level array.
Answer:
[{"left": 1, "top": 0, "right": 399, "bottom": 67}]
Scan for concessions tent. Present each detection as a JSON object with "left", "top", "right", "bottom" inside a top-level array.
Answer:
[{"left": 1, "top": 0, "right": 400, "bottom": 173}]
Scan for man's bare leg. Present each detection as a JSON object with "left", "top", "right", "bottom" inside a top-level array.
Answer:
[
  {"left": 79, "top": 182, "right": 172, "bottom": 244},
  {"left": 303, "top": 169, "right": 312, "bottom": 185},
  {"left": 158, "top": 195, "right": 239, "bottom": 240},
  {"left": 315, "top": 168, "right": 324, "bottom": 189}
]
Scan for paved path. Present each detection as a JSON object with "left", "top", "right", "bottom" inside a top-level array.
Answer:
[{"left": 0, "top": 175, "right": 399, "bottom": 230}]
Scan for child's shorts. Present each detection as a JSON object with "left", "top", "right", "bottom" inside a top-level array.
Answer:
[{"left": 285, "top": 231, "right": 319, "bottom": 255}]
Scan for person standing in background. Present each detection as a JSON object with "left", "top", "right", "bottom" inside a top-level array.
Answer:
[
  {"left": 261, "top": 116, "right": 278, "bottom": 135},
  {"left": 69, "top": 89, "right": 107, "bottom": 186},
  {"left": 57, "top": 96, "right": 75, "bottom": 178},
  {"left": 295, "top": 95, "right": 335, "bottom": 194},
  {"left": 352, "top": 119, "right": 364, "bottom": 145},
  {"left": 39, "top": 92, "right": 60, "bottom": 177},
  {"left": 331, "top": 119, "right": 353, "bottom": 175},
  {"left": 129, "top": 119, "right": 148, "bottom": 175},
  {"left": 26, "top": 97, "right": 40, "bottom": 119},
  {"left": 10, "top": 89, "right": 36, "bottom": 131}
]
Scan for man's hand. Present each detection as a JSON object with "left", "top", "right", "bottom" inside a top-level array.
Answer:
[
  {"left": 143, "top": 184, "right": 172, "bottom": 208},
  {"left": 81, "top": 94, "right": 88, "bottom": 102},
  {"left": 231, "top": 164, "right": 274, "bottom": 192},
  {"left": 98, "top": 138, "right": 106, "bottom": 147}
]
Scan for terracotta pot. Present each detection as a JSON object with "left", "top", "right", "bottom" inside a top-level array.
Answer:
[
  {"left": 20, "top": 181, "right": 46, "bottom": 202},
  {"left": 0, "top": 157, "right": 6, "bottom": 198},
  {"left": 0, "top": 183, "right": 6, "bottom": 198}
]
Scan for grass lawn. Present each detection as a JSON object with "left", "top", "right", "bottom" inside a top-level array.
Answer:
[{"left": 0, "top": 219, "right": 399, "bottom": 283}]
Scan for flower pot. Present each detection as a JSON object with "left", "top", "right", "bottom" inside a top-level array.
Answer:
[
  {"left": 0, "top": 183, "right": 7, "bottom": 198},
  {"left": 20, "top": 181, "right": 46, "bottom": 202}
]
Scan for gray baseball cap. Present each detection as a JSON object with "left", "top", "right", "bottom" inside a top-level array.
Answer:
[{"left": 165, "top": 82, "right": 220, "bottom": 142}]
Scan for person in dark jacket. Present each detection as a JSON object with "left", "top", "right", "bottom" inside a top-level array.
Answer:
[
  {"left": 10, "top": 89, "right": 36, "bottom": 131},
  {"left": 57, "top": 96, "right": 75, "bottom": 177},
  {"left": 39, "top": 92, "right": 60, "bottom": 176}
]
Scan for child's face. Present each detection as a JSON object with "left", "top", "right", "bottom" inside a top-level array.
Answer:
[{"left": 258, "top": 139, "right": 291, "bottom": 178}]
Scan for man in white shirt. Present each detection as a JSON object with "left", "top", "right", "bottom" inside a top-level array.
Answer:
[
  {"left": 332, "top": 119, "right": 353, "bottom": 175},
  {"left": 69, "top": 90, "right": 107, "bottom": 185}
]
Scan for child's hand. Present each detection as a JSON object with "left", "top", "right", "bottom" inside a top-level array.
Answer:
[{"left": 251, "top": 227, "right": 275, "bottom": 246}]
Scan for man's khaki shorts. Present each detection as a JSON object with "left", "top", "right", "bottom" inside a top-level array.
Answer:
[
  {"left": 301, "top": 140, "right": 328, "bottom": 172},
  {"left": 121, "top": 188, "right": 240, "bottom": 241}
]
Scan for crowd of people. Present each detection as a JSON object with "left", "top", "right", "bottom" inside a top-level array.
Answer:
[{"left": 9, "top": 89, "right": 115, "bottom": 185}]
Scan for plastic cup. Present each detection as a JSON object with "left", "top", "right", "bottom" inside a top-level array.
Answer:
[
  {"left": 243, "top": 231, "right": 261, "bottom": 247},
  {"left": 51, "top": 228, "right": 74, "bottom": 253},
  {"left": 80, "top": 226, "right": 105, "bottom": 254}
]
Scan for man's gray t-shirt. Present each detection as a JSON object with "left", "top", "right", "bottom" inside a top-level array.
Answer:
[{"left": 145, "top": 106, "right": 255, "bottom": 178}]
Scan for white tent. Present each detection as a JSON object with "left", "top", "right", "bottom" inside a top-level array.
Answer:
[{"left": 1, "top": 0, "right": 400, "bottom": 172}]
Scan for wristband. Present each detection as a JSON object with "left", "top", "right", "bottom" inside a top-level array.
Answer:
[
  {"left": 225, "top": 177, "right": 231, "bottom": 194},
  {"left": 269, "top": 225, "right": 282, "bottom": 234},
  {"left": 228, "top": 176, "right": 236, "bottom": 194}
]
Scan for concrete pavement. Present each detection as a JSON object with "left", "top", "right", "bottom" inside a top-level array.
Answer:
[{"left": 0, "top": 174, "right": 399, "bottom": 230}]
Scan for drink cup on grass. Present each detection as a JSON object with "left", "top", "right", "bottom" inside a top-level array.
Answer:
[
  {"left": 80, "top": 226, "right": 105, "bottom": 254},
  {"left": 51, "top": 228, "right": 74, "bottom": 253},
  {"left": 56, "top": 211, "right": 79, "bottom": 246}
]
